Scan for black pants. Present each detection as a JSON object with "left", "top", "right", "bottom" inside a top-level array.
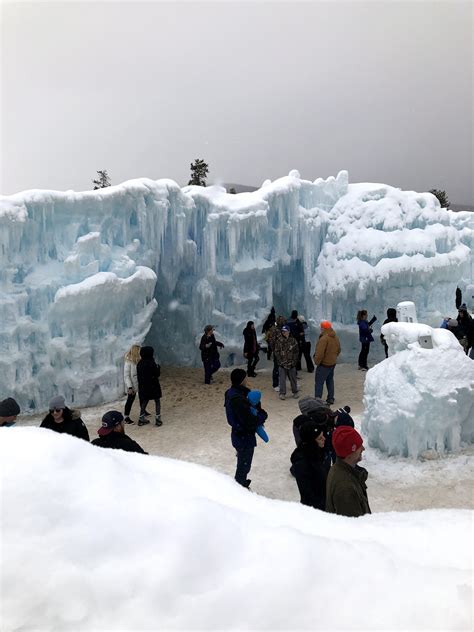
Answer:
[
  {"left": 139, "top": 398, "right": 161, "bottom": 419},
  {"left": 124, "top": 392, "right": 136, "bottom": 416},
  {"left": 358, "top": 343, "right": 370, "bottom": 369},
  {"left": 203, "top": 357, "right": 221, "bottom": 384},
  {"left": 298, "top": 341, "right": 314, "bottom": 372},
  {"left": 246, "top": 352, "right": 259, "bottom": 376},
  {"left": 235, "top": 446, "right": 254, "bottom": 487}
]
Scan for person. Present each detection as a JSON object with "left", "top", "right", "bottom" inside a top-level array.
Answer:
[
  {"left": 224, "top": 368, "right": 267, "bottom": 488},
  {"left": 247, "top": 390, "right": 269, "bottom": 442},
  {"left": 380, "top": 308, "right": 398, "bottom": 358},
  {"left": 199, "top": 325, "right": 225, "bottom": 384},
  {"left": 313, "top": 320, "right": 341, "bottom": 405},
  {"left": 292, "top": 396, "right": 340, "bottom": 464},
  {"left": 325, "top": 426, "right": 371, "bottom": 517},
  {"left": 262, "top": 307, "right": 276, "bottom": 359},
  {"left": 137, "top": 346, "right": 163, "bottom": 427},
  {"left": 455, "top": 287, "right": 462, "bottom": 310},
  {"left": 242, "top": 321, "right": 259, "bottom": 377},
  {"left": 290, "top": 419, "right": 329, "bottom": 510},
  {"left": 92, "top": 410, "right": 147, "bottom": 454},
  {"left": 0, "top": 397, "right": 20, "bottom": 427},
  {"left": 456, "top": 304, "right": 473, "bottom": 355},
  {"left": 286, "top": 309, "right": 303, "bottom": 342},
  {"left": 123, "top": 344, "right": 143, "bottom": 424},
  {"left": 297, "top": 314, "right": 314, "bottom": 373},
  {"left": 40, "top": 395, "right": 89, "bottom": 441},
  {"left": 357, "top": 310, "right": 376, "bottom": 370},
  {"left": 274, "top": 325, "right": 299, "bottom": 400},
  {"left": 266, "top": 315, "right": 286, "bottom": 391}
]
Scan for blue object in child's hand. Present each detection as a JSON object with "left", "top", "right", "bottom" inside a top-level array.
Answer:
[{"left": 256, "top": 424, "right": 269, "bottom": 442}]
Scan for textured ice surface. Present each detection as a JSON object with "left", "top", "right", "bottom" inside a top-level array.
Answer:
[
  {"left": 362, "top": 322, "right": 474, "bottom": 457},
  {"left": 0, "top": 171, "right": 472, "bottom": 410}
]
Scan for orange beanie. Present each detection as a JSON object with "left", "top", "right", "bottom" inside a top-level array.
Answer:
[{"left": 320, "top": 320, "right": 332, "bottom": 329}]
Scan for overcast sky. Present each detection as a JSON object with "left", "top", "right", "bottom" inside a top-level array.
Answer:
[{"left": 1, "top": 1, "right": 472, "bottom": 203}]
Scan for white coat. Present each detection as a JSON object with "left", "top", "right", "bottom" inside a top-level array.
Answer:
[{"left": 124, "top": 359, "right": 138, "bottom": 391}]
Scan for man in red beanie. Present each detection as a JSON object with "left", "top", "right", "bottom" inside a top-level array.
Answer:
[
  {"left": 325, "top": 426, "right": 371, "bottom": 517},
  {"left": 313, "top": 320, "right": 341, "bottom": 406}
]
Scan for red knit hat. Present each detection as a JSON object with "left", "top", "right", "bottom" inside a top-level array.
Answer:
[
  {"left": 332, "top": 426, "right": 363, "bottom": 458},
  {"left": 320, "top": 320, "right": 332, "bottom": 329}
]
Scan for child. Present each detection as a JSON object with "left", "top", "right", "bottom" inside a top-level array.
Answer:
[{"left": 247, "top": 390, "right": 269, "bottom": 442}]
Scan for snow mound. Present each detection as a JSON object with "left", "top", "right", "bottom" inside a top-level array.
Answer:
[
  {"left": 1, "top": 428, "right": 472, "bottom": 631},
  {"left": 362, "top": 322, "right": 474, "bottom": 457}
]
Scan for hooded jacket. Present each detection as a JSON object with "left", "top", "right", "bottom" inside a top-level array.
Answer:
[
  {"left": 40, "top": 407, "right": 89, "bottom": 442},
  {"left": 137, "top": 346, "right": 162, "bottom": 399},
  {"left": 290, "top": 442, "right": 329, "bottom": 510},
  {"left": 325, "top": 458, "right": 371, "bottom": 517},
  {"left": 313, "top": 329, "right": 341, "bottom": 367}
]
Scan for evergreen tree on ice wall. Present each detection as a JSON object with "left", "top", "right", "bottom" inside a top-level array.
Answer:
[
  {"left": 92, "top": 170, "right": 111, "bottom": 190},
  {"left": 429, "top": 188, "right": 450, "bottom": 208},
  {"left": 188, "top": 159, "right": 209, "bottom": 186}
]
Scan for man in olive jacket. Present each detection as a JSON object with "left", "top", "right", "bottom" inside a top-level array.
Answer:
[
  {"left": 313, "top": 320, "right": 341, "bottom": 405},
  {"left": 326, "top": 426, "right": 371, "bottom": 517}
]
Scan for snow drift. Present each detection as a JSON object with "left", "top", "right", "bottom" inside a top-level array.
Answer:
[
  {"left": 1, "top": 428, "right": 472, "bottom": 631},
  {"left": 0, "top": 171, "right": 472, "bottom": 410}
]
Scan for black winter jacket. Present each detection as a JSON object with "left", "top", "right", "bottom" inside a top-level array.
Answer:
[
  {"left": 225, "top": 385, "right": 264, "bottom": 450},
  {"left": 40, "top": 407, "right": 89, "bottom": 441},
  {"left": 92, "top": 432, "right": 147, "bottom": 454},
  {"left": 137, "top": 346, "right": 162, "bottom": 399},
  {"left": 199, "top": 334, "right": 224, "bottom": 362},
  {"left": 290, "top": 443, "right": 329, "bottom": 510}
]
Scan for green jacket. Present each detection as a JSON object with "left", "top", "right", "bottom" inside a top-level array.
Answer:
[{"left": 325, "top": 458, "right": 371, "bottom": 517}]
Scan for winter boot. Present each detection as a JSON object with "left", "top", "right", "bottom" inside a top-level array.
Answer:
[
  {"left": 138, "top": 416, "right": 150, "bottom": 426},
  {"left": 124, "top": 416, "right": 134, "bottom": 425},
  {"left": 155, "top": 416, "right": 163, "bottom": 427}
]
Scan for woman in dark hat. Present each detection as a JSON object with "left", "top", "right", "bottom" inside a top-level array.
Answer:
[{"left": 242, "top": 321, "right": 259, "bottom": 377}]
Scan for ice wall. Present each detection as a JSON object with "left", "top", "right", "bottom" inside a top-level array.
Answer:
[
  {"left": 362, "top": 323, "right": 474, "bottom": 458},
  {"left": 0, "top": 171, "right": 471, "bottom": 410}
]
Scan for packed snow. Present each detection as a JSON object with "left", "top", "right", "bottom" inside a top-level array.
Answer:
[
  {"left": 0, "top": 171, "right": 472, "bottom": 410},
  {"left": 1, "top": 427, "right": 472, "bottom": 631},
  {"left": 362, "top": 322, "right": 474, "bottom": 458}
]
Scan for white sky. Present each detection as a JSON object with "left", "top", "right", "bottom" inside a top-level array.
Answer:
[{"left": 1, "top": 0, "right": 473, "bottom": 203}]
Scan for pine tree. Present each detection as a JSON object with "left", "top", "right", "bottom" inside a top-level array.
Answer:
[
  {"left": 188, "top": 159, "right": 209, "bottom": 186},
  {"left": 93, "top": 170, "right": 111, "bottom": 190},
  {"left": 429, "top": 188, "right": 449, "bottom": 208}
]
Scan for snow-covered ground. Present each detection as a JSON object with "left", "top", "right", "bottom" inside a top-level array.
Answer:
[{"left": 2, "top": 423, "right": 472, "bottom": 631}]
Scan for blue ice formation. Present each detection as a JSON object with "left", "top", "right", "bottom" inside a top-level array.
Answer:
[{"left": 0, "top": 171, "right": 472, "bottom": 410}]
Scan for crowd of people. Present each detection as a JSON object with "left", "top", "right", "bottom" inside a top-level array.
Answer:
[{"left": 2, "top": 295, "right": 471, "bottom": 519}]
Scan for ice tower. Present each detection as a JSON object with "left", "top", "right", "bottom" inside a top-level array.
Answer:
[{"left": 0, "top": 171, "right": 471, "bottom": 410}]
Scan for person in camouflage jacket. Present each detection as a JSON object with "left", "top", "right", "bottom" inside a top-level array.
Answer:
[{"left": 274, "top": 326, "right": 299, "bottom": 400}]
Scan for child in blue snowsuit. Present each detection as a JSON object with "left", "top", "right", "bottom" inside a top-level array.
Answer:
[{"left": 247, "top": 390, "right": 269, "bottom": 442}]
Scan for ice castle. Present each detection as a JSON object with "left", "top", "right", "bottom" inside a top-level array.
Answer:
[{"left": 0, "top": 170, "right": 472, "bottom": 410}]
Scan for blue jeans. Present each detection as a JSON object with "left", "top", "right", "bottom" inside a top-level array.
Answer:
[
  {"left": 315, "top": 365, "right": 335, "bottom": 401},
  {"left": 235, "top": 446, "right": 254, "bottom": 487},
  {"left": 203, "top": 358, "right": 221, "bottom": 384}
]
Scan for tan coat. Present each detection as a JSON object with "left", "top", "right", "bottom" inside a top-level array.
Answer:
[{"left": 313, "top": 329, "right": 341, "bottom": 367}]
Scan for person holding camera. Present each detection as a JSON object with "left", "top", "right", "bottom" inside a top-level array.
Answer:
[{"left": 357, "top": 310, "right": 376, "bottom": 371}]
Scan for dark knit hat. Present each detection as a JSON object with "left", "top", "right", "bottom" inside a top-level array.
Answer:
[
  {"left": 98, "top": 410, "right": 124, "bottom": 436},
  {"left": 299, "top": 419, "right": 325, "bottom": 444},
  {"left": 204, "top": 325, "right": 214, "bottom": 333},
  {"left": 332, "top": 426, "right": 363, "bottom": 458},
  {"left": 0, "top": 397, "right": 20, "bottom": 417},
  {"left": 230, "top": 368, "right": 247, "bottom": 386}
]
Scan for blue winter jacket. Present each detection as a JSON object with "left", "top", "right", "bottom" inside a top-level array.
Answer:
[
  {"left": 225, "top": 385, "right": 260, "bottom": 450},
  {"left": 358, "top": 320, "right": 374, "bottom": 344}
]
